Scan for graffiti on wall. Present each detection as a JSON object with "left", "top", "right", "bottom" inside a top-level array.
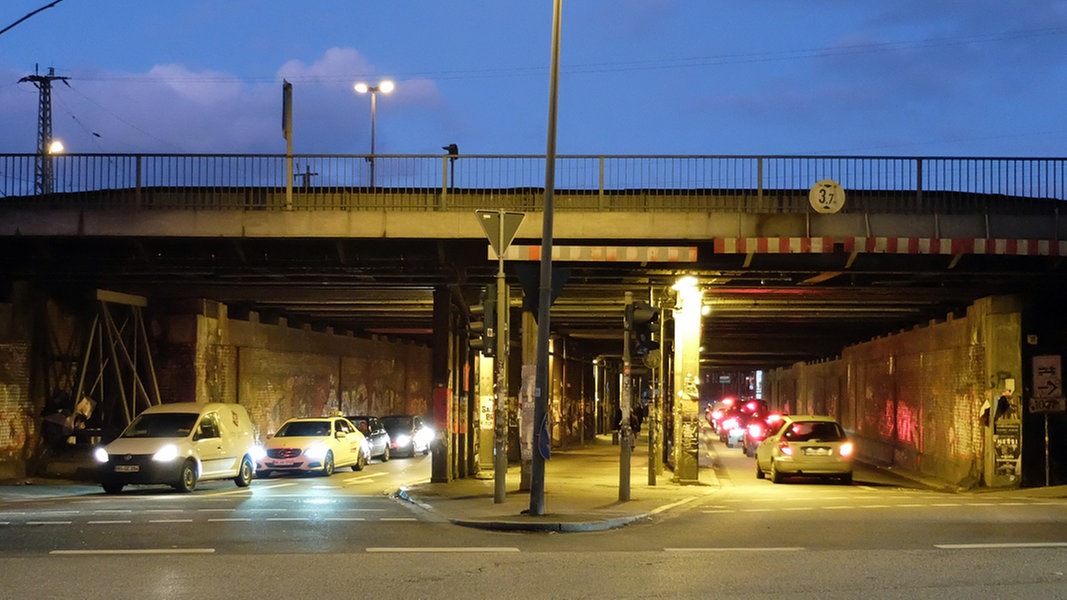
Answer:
[
  {"left": 237, "top": 347, "right": 430, "bottom": 439},
  {"left": 0, "top": 383, "right": 33, "bottom": 460},
  {"left": 0, "top": 344, "right": 32, "bottom": 460}
]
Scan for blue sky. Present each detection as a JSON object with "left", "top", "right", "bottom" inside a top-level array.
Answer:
[{"left": 1, "top": 1, "right": 1065, "bottom": 157}]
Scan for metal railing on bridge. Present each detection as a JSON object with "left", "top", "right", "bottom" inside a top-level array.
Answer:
[{"left": 0, "top": 153, "right": 1063, "bottom": 215}]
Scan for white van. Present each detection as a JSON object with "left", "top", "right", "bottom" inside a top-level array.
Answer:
[{"left": 94, "top": 402, "right": 257, "bottom": 494}]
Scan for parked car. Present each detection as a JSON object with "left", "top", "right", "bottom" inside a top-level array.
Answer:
[
  {"left": 381, "top": 414, "right": 433, "bottom": 458},
  {"left": 255, "top": 416, "right": 369, "bottom": 478},
  {"left": 741, "top": 411, "right": 783, "bottom": 457},
  {"left": 346, "top": 415, "right": 391, "bottom": 462},
  {"left": 754, "top": 414, "right": 853, "bottom": 484},
  {"left": 94, "top": 402, "right": 257, "bottom": 494}
]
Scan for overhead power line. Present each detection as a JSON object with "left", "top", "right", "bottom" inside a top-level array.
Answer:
[{"left": 0, "top": 0, "right": 65, "bottom": 37}]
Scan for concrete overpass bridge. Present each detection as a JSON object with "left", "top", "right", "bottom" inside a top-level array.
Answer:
[
  {"left": 2, "top": 152, "right": 1065, "bottom": 369},
  {"left": 3, "top": 152, "right": 1067, "bottom": 490}
]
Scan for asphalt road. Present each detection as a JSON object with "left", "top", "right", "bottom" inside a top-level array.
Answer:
[{"left": 3, "top": 448, "right": 1067, "bottom": 599}]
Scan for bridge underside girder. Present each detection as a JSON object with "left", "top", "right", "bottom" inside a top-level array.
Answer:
[{"left": 2, "top": 235, "right": 1063, "bottom": 371}]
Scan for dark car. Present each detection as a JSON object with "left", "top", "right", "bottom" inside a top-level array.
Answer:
[
  {"left": 380, "top": 414, "right": 433, "bottom": 458},
  {"left": 346, "top": 415, "right": 391, "bottom": 462},
  {"left": 741, "top": 411, "right": 783, "bottom": 457}
]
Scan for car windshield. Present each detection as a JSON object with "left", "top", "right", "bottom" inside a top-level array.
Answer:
[
  {"left": 121, "top": 412, "right": 198, "bottom": 438},
  {"left": 276, "top": 421, "right": 331, "bottom": 437},
  {"left": 783, "top": 421, "right": 845, "bottom": 442},
  {"left": 382, "top": 416, "right": 412, "bottom": 431}
]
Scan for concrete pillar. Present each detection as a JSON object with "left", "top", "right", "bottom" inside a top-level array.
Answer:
[
  {"left": 431, "top": 285, "right": 453, "bottom": 483},
  {"left": 672, "top": 283, "right": 703, "bottom": 483},
  {"left": 977, "top": 295, "right": 1024, "bottom": 488},
  {"left": 519, "top": 310, "right": 538, "bottom": 490}
]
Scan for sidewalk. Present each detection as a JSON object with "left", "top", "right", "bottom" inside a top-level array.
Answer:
[{"left": 396, "top": 434, "right": 719, "bottom": 532}]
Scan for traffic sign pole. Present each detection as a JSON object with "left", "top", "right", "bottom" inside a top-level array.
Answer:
[
  {"left": 493, "top": 215, "right": 509, "bottom": 503},
  {"left": 475, "top": 209, "right": 525, "bottom": 504}
]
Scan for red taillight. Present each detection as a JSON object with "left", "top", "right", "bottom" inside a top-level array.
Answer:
[
  {"left": 778, "top": 439, "right": 793, "bottom": 456},
  {"left": 723, "top": 417, "right": 739, "bottom": 430},
  {"left": 839, "top": 442, "right": 853, "bottom": 457},
  {"left": 711, "top": 410, "right": 723, "bottom": 420},
  {"left": 747, "top": 423, "right": 763, "bottom": 438}
]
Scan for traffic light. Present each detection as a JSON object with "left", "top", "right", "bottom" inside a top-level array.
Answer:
[
  {"left": 630, "top": 300, "right": 660, "bottom": 357},
  {"left": 469, "top": 284, "right": 496, "bottom": 357}
]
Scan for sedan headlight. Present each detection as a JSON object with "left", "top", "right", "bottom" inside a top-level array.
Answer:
[
  {"left": 152, "top": 444, "right": 179, "bottom": 462},
  {"left": 304, "top": 443, "right": 328, "bottom": 460},
  {"left": 93, "top": 447, "right": 109, "bottom": 463},
  {"left": 249, "top": 445, "right": 267, "bottom": 461},
  {"left": 394, "top": 434, "right": 412, "bottom": 447}
]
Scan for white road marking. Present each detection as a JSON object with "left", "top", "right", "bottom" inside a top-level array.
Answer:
[
  {"left": 650, "top": 498, "right": 697, "bottom": 514},
  {"left": 51, "top": 548, "right": 215, "bottom": 555},
  {"left": 87, "top": 520, "right": 132, "bottom": 524},
  {"left": 207, "top": 518, "right": 252, "bottom": 522},
  {"left": 664, "top": 547, "right": 804, "bottom": 552},
  {"left": 26, "top": 521, "right": 71, "bottom": 525},
  {"left": 148, "top": 519, "right": 192, "bottom": 523},
  {"left": 936, "top": 542, "right": 1067, "bottom": 549},
  {"left": 366, "top": 547, "right": 520, "bottom": 553}
]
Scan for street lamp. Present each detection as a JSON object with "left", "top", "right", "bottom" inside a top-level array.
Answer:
[{"left": 353, "top": 80, "right": 395, "bottom": 188}]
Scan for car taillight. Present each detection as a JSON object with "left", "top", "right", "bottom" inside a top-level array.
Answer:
[
  {"left": 778, "top": 439, "right": 793, "bottom": 456},
  {"left": 723, "top": 417, "right": 739, "bottom": 430},
  {"left": 747, "top": 423, "right": 763, "bottom": 438},
  {"left": 839, "top": 442, "right": 853, "bottom": 457}
]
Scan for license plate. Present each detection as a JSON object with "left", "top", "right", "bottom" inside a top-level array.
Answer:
[
  {"left": 270, "top": 459, "right": 295, "bottom": 466},
  {"left": 114, "top": 465, "right": 139, "bottom": 473},
  {"left": 804, "top": 447, "right": 830, "bottom": 456}
]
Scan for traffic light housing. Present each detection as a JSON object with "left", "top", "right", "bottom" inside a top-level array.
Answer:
[
  {"left": 630, "top": 300, "right": 660, "bottom": 357},
  {"left": 469, "top": 284, "right": 496, "bottom": 357}
]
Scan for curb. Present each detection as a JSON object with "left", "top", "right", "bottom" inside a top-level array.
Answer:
[{"left": 448, "top": 513, "right": 651, "bottom": 533}]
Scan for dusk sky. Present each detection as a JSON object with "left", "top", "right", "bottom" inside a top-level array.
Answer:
[{"left": 1, "top": 1, "right": 1065, "bottom": 158}]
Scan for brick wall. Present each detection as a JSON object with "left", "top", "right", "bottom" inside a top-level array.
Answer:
[
  {"left": 151, "top": 310, "right": 433, "bottom": 441},
  {"left": 767, "top": 295, "right": 1021, "bottom": 488},
  {"left": 0, "top": 342, "right": 32, "bottom": 479}
]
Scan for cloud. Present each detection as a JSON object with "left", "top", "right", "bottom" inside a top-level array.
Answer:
[{"left": 0, "top": 47, "right": 445, "bottom": 155}]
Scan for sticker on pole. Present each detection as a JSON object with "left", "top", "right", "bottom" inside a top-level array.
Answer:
[{"left": 809, "top": 179, "right": 845, "bottom": 214}]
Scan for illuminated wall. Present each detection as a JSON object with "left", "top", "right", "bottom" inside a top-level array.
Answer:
[{"left": 767, "top": 295, "right": 1021, "bottom": 488}]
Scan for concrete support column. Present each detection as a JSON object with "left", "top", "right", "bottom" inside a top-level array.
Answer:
[
  {"left": 519, "top": 309, "right": 538, "bottom": 491},
  {"left": 978, "top": 295, "right": 1024, "bottom": 488},
  {"left": 672, "top": 283, "right": 703, "bottom": 483},
  {"left": 431, "top": 285, "right": 453, "bottom": 483}
]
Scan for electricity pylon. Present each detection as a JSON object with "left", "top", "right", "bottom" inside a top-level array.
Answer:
[{"left": 19, "top": 65, "right": 69, "bottom": 194}]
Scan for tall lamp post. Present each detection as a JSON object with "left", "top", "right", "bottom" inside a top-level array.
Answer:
[{"left": 353, "top": 79, "right": 395, "bottom": 188}]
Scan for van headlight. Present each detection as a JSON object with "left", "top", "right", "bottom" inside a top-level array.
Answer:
[
  {"left": 417, "top": 428, "right": 435, "bottom": 445},
  {"left": 152, "top": 444, "right": 179, "bottom": 462},
  {"left": 394, "top": 434, "right": 412, "bottom": 447},
  {"left": 249, "top": 445, "right": 267, "bottom": 461},
  {"left": 93, "top": 447, "right": 109, "bottom": 463}
]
